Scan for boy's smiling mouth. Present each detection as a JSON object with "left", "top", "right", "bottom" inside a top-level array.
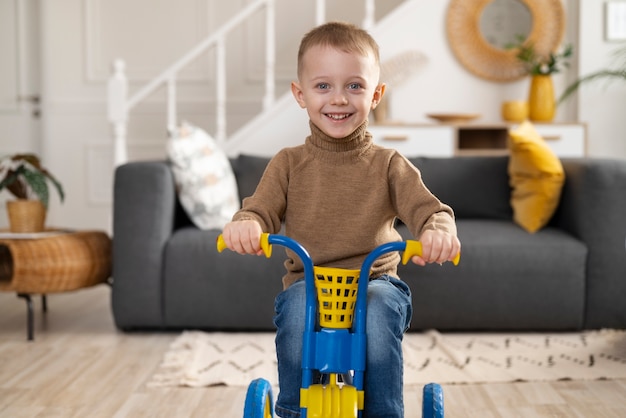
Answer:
[{"left": 325, "top": 113, "right": 352, "bottom": 120}]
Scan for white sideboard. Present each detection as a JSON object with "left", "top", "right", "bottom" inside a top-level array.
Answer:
[{"left": 368, "top": 123, "right": 587, "bottom": 158}]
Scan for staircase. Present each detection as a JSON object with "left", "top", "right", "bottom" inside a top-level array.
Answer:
[{"left": 107, "top": 0, "right": 405, "bottom": 164}]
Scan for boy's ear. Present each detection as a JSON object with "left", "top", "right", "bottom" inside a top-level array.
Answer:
[
  {"left": 291, "top": 81, "right": 306, "bottom": 108},
  {"left": 370, "top": 83, "right": 386, "bottom": 110}
]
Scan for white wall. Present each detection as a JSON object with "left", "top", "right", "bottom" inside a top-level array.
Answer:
[
  {"left": 375, "top": 0, "right": 529, "bottom": 124},
  {"left": 577, "top": 0, "right": 626, "bottom": 159}
]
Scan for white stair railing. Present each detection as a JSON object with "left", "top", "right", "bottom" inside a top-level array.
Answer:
[{"left": 108, "top": 0, "right": 377, "bottom": 166}]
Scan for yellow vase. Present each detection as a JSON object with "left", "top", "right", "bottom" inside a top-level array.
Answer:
[{"left": 528, "top": 75, "right": 555, "bottom": 122}]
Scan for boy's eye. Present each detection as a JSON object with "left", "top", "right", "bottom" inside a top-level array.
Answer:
[
  {"left": 348, "top": 83, "right": 362, "bottom": 90},
  {"left": 317, "top": 83, "right": 330, "bottom": 90}
]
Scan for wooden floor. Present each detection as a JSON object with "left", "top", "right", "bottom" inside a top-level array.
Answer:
[{"left": 1, "top": 286, "right": 625, "bottom": 417}]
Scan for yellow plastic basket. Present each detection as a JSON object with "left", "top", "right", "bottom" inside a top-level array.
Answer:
[{"left": 314, "top": 266, "right": 361, "bottom": 329}]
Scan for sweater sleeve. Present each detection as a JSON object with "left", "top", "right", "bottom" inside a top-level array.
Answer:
[
  {"left": 231, "top": 150, "right": 290, "bottom": 233},
  {"left": 388, "top": 152, "right": 457, "bottom": 238}
]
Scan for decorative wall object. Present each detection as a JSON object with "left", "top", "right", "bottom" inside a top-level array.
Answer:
[
  {"left": 606, "top": 1, "right": 626, "bottom": 41},
  {"left": 446, "top": 0, "right": 565, "bottom": 82}
]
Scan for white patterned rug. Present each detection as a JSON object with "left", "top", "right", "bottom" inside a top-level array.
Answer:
[{"left": 148, "top": 329, "right": 626, "bottom": 388}]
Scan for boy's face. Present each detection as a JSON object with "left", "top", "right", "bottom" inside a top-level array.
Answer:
[{"left": 291, "top": 45, "right": 385, "bottom": 139}]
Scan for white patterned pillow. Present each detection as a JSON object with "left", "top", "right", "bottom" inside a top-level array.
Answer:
[{"left": 167, "top": 123, "right": 240, "bottom": 229}]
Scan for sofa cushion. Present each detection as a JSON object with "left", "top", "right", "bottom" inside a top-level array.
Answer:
[
  {"left": 508, "top": 121, "right": 565, "bottom": 233},
  {"left": 410, "top": 156, "right": 513, "bottom": 220},
  {"left": 396, "top": 219, "right": 587, "bottom": 331},
  {"left": 167, "top": 123, "right": 240, "bottom": 229},
  {"left": 233, "top": 154, "right": 271, "bottom": 201},
  {"left": 163, "top": 227, "right": 285, "bottom": 330}
]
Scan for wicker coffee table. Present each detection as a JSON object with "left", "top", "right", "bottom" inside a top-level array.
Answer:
[{"left": 0, "top": 230, "right": 111, "bottom": 340}]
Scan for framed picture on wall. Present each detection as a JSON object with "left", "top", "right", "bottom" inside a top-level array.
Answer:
[{"left": 606, "top": 0, "right": 626, "bottom": 41}]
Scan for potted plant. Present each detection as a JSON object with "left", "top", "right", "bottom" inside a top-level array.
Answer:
[
  {"left": 559, "top": 44, "right": 626, "bottom": 104},
  {"left": 514, "top": 41, "right": 573, "bottom": 76},
  {"left": 513, "top": 39, "right": 573, "bottom": 122},
  {"left": 0, "top": 153, "right": 65, "bottom": 232}
]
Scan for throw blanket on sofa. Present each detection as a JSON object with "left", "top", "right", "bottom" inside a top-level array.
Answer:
[{"left": 148, "top": 329, "right": 626, "bottom": 388}]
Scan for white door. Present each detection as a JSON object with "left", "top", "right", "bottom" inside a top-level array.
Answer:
[{"left": 0, "top": 0, "right": 41, "bottom": 229}]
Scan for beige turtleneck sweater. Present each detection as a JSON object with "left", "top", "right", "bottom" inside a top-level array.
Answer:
[{"left": 232, "top": 120, "right": 456, "bottom": 289}]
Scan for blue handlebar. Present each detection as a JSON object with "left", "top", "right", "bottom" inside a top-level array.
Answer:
[{"left": 218, "top": 234, "right": 456, "bottom": 336}]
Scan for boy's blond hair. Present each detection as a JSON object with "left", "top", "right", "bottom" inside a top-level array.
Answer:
[{"left": 297, "top": 21, "right": 380, "bottom": 78}]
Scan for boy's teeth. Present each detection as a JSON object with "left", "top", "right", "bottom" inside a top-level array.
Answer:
[{"left": 327, "top": 114, "right": 349, "bottom": 120}]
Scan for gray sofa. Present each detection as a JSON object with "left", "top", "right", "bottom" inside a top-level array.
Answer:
[{"left": 112, "top": 155, "right": 626, "bottom": 332}]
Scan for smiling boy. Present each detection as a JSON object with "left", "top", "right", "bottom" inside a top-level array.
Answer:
[{"left": 222, "top": 21, "right": 460, "bottom": 418}]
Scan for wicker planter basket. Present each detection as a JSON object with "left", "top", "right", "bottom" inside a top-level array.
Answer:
[{"left": 6, "top": 200, "right": 46, "bottom": 233}]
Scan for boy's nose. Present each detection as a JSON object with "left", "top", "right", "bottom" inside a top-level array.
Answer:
[{"left": 330, "top": 92, "right": 348, "bottom": 105}]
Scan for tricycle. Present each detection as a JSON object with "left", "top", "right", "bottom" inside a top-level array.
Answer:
[{"left": 217, "top": 233, "right": 459, "bottom": 417}]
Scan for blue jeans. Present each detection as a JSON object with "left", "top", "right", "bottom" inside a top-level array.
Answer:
[{"left": 273, "top": 275, "right": 412, "bottom": 418}]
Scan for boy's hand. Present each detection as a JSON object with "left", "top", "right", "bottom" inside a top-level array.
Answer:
[
  {"left": 221, "top": 220, "right": 264, "bottom": 256},
  {"left": 412, "top": 229, "right": 461, "bottom": 266}
]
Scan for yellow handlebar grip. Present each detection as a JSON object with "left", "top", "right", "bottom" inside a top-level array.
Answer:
[
  {"left": 401, "top": 240, "right": 461, "bottom": 266},
  {"left": 216, "top": 233, "right": 273, "bottom": 258},
  {"left": 260, "top": 233, "right": 272, "bottom": 258},
  {"left": 401, "top": 240, "right": 423, "bottom": 265},
  {"left": 216, "top": 234, "right": 227, "bottom": 253}
]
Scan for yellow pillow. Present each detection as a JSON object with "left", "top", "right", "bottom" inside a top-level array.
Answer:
[{"left": 508, "top": 121, "right": 565, "bottom": 233}]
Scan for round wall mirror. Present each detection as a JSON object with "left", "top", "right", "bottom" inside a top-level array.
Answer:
[
  {"left": 480, "top": 0, "right": 532, "bottom": 49},
  {"left": 447, "top": 0, "right": 565, "bottom": 82}
]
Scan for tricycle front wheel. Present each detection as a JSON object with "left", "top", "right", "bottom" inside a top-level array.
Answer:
[{"left": 244, "top": 378, "right": 274, "bottom": 418}]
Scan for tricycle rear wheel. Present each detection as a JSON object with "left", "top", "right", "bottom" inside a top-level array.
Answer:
[{"left": 422, "top": 382, "right": 444, "bottom": 418}]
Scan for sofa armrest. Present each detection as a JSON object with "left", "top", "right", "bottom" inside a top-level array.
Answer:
[
  {"left": 112, "top": 161, "right": 177, "bottom": 329},
  {"left": 555, "top": 158, "right": 626, "bottom": 328}
]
